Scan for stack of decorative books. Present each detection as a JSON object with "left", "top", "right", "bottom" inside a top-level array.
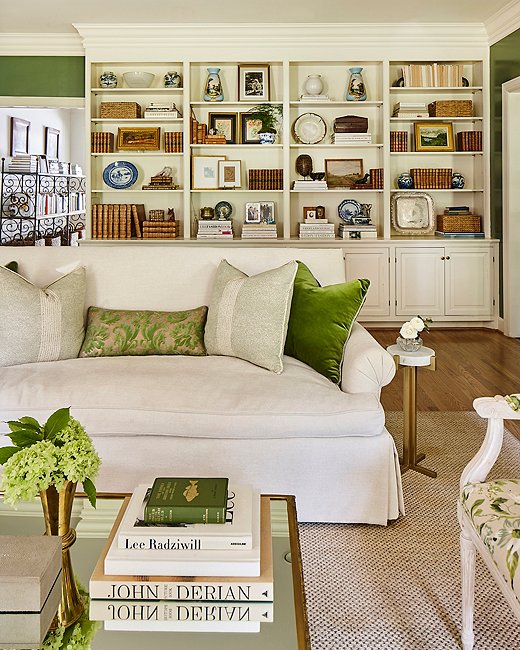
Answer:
[
  {"left": 144, "top": 103, "right": 180, "bottom": 119},
  {"left": 241, "top": 223, "right": 277, "bottom": 239},
  {"left": 392, "top": 102, "right": 429, "bottom": 118},
  {"left": 299, "top": 221, "right": 335, "bottom": 239},
  {"left": 197, "top": 220, "right": 233, "bottom": 239},
  {"left": 338, "top": 223, "right": 378, "bottom": 239},
  {"left": 89, "top": 478, "right": 273, "bottom": 633},
  {"left": 292, "top": 179, "right": 328, "bottom": 191},
  {"left": 330, "top": 133, "right": 372, "bottom": 145},
  {"left": 8, "top": 155, "right": 39, "bottom": 173}
]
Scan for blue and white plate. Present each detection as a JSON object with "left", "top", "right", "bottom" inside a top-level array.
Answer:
[
  {"left": 338, "top": 199, "right": 362, "bottom": 222},
  {"left": 103, "top": 161, "right": 138, "bottom": 189}
]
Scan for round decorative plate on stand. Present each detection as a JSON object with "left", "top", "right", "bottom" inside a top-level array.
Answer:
[
  {"left": 338, "top": 199, "right": 362, "bottom": 222},
  {"left": 214, "top": 200, "right": 233, "bottom": 220},
  {"left": 102, "top": 161, "right": 138, "bottom": 189},
  {"left": 292, "top": 113, "right": 327, "bottom": 145}
]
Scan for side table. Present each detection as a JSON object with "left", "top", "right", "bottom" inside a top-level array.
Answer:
[{"left": 387, "top": 344, "right": 437, "bottom": 478}]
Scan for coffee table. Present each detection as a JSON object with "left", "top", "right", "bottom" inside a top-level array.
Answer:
[{"left": 0, "top": 493, "right": 310, "bottom": 650}]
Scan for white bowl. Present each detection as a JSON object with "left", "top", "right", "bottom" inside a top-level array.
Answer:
[{"left": 123, "top": 72, "right": 155, "bottom": 88}]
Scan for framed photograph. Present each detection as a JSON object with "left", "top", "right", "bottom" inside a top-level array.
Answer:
[
  {"left": 44, "top": 127, "right": 60, "bottom": 159},
  {"left": 391, "top": 192, "right": 435, "bottom": 235},
  {"left": 209, "top": 112, "right": 238, "bottom": 144},
  {"left": 303, "top": 206, "right": 317, "bottom": 219},
  {"left": 117, "top": 127, "right": 161, "bottom": 151},
  {"left": 245, "top": 202, "right": 261, "bottom": 223},
  {"left": 240, "top": 112, "right": 263, "bottom": 144},
  {"left": 10, "top": 117, "right": 30, "bottom": 156},
  {"left": 260, "top": 201, "right": 275, "bottom": 224},
  {"left": 325, "top": 158, "right": 364, "bottom": 188},
  {"left": 238, "top": 64, "right": 270, "bottom": 101},
  {"left": 192, "top": 155, "right": 226, "bottom": 190},
  {"left": 218, "top": 160, "right": 241, "bottom": 188},
  {"left": 414, "top": 122, "right": 454, "bottom": 152}
]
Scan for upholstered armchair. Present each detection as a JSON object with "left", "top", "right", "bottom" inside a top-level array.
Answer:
[{"left": 458, "top": 395, "right": 520, "bottom": 650}]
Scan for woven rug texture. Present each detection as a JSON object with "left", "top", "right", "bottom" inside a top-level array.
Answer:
[{"left": 299, "top": 411, "right": 520, "bottom": 650}]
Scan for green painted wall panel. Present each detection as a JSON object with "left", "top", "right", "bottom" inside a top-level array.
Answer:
[{"left": 0, "top": 57, "right": 85, "bottom": 97}]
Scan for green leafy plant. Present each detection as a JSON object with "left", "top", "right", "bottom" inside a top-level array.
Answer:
[
  {"left": 248, "top": 103, "right": 283, "bottom": 133},
  {"left": 0, "top": 407, "right": 101, "bottom": 507}
]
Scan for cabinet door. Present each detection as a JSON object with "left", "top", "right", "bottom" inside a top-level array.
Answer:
[
  {"left": 444, "top": 248, "right": 493, "bottom": 318},
  {"left": 395, "top": 247, "right": 445, "bottom": 317},
  {"left": 344, "top": 248, "right": 390, "bottom": 317}
]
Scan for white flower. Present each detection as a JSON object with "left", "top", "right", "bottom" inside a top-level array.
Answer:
[
  {"left": 400, "top": 322, "right": 419, "bottom": 339},
  {"left": 409, "top": 316, "right": 425, "bottom": 332}
]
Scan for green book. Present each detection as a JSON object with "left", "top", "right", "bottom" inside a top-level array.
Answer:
[{"left": 144, "top": 477, "right": 229, "bottom": 524}]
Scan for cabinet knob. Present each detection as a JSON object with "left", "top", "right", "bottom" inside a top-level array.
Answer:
[
  {"left": 441, "top": 256, "right": 445, "bottom": 260},
  {"left": 446, "top": 256, "right": 451, "bottom": 260}
]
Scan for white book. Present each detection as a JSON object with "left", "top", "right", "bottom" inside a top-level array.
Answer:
[
  {"left": 104, "top": 495, "right": 261, "bottom": 577},
  {"left": 117, "top": 484, "right": 255, "bottom": 551},
  {"left": 104, "top": 619, "right": 261, "bottom": 633},
  {"left": 299, "top": 233, "right": 335, "bottom": 238}
]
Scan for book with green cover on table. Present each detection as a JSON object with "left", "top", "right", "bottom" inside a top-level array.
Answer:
[{"left": 144, "top": 477, "right": 229, "bottom": 524}]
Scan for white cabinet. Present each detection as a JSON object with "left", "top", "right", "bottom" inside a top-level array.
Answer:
[
  {"left": 344, "top": 247, "right": 390, "bottom": 318},
  {"left": 444, "top": 247, "right": 493, "bottom": 317}
]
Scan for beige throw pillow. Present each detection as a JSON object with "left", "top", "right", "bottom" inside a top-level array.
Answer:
[
  {"left": 0, "top": 266, "right": 86, "bottom": 367},
  {"left": 204, "top": 259, "right": 297, "bottom": 373}
]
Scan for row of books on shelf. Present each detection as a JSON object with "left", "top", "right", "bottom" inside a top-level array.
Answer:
[
  {"left": 400, "top": 63, "right": 467, "bottom": 87},
  {"left": 89, "top": 478, "right": 273, "bottom": 633},
  {"left": 7, "top": 155, "right": 83, "bottom": 176}
]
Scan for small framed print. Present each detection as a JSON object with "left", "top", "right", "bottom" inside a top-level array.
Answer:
[
  {"left": 10, "top": 117, "right": 30, "bottom": 156},
  {"left": 245, "top": 202, "right": 261, "bottom": 223},
  {"left": 238, "top": 64, "right": 270, "bottom": 101},
  {"left": 209, "top": 112, "right": 238, "bottom": 144},
  {"left": 192, "top": 155, "right": 226, "bottom": 190},
  {"left": 218, "top": 160, "right": 241, "bottom": 188},
  {"left": 240, "top": 112, "right": 263, "bottom": 144},
  {"left": 325, "top": 158, "right": 364, "bottom": 188},
  {"left": 303, "top": 206, "right": 317, "bottom": 219},
  {"left": 44, "top": 126, "right": 60, "bottom": 159},
  {"left": 414, "top": 122, "right": 455, "bottom": 152},
  {"left": 117, "top": 127, "right": 161, "bottom": 151},
  {"left": 260, "top": 201, "right": 275, "bottom": 224}
]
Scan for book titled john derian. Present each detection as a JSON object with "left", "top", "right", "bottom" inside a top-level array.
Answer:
[{"left": 144, "top": 477, "right": 229, "bottom": 524}]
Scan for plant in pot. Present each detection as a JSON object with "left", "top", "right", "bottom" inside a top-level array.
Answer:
[{"left": 248, "top": 103, "right": 283, "bottom": 144}]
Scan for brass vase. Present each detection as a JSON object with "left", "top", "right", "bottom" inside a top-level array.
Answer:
[{"left": 40, "top": 480, "right": 84, "bottom": 629}]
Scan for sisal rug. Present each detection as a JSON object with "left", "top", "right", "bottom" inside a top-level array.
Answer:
[{"left": 299, "top": 411, "right": 520, "bottom": 650}]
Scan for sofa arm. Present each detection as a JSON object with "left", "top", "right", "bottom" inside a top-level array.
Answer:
[{"left": 340, "top": 323, "right": 396, "bottom": 396}]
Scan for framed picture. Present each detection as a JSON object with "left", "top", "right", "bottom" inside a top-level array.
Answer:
[
  {"left": 10, "top": 117, "right": 30, "bottom": 156},
  {"left": 390, "top": 192, "right": 435, "bottom": 235},
  {"left": 192, "top": 155, "right": 226, "bottom": 190},
  {"left": 414, "top": 122, "right": 454, "bottom": 152},
  {"left": 245, "top": 202, "right": 261, "bottom": 223},
  {"left": 218, "top": 160, "right": 241, "bottom": 188},
  {"left": 117, "top": 127, "right": 161, "bottom": 151},
  {"left": 238, "top": 64, "right": 270, "bottom": 101},
  {"left": 325, "top": 158, "right": 364, "bottom": 188},
  {"left": 303, "top": 206, "right": 317, "bottom": 219},
  {"left": 240, "top": 112, "right": 263, "bottom": 144},
  {"left": 209, "top": 112, "right": 238, "bottom": 144},
  {"left": 260, "top": 201, "right": 275, "bottom": 224},
  {"left": 44, "top": 127, "right": 60, "bottom": 159}
]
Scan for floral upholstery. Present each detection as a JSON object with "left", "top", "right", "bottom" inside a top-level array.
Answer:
[{"left": 461, "top": 479, "right": 520, "bottom": 604}]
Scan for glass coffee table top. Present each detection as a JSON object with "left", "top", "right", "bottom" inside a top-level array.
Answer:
[{"left": 0, "top": 494, "right": 309, "bottom": 650}]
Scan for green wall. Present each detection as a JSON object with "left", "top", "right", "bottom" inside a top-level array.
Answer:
[
  {"left": 0, "top": 57, "right": 85, "bottom": 97},
  {"left": 490, "top": 29, "right": 520, "bottom": 315}
]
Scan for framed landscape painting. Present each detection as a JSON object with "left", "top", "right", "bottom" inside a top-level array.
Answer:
[
  {"left": 414, "top": 122, "right": 454, "bottom": 152},
  {"left": 325, "top": 158, "right": 364, "bottom": 188},
  {"left": 117, "top": 127, "right": 161, "bottom": 151}
]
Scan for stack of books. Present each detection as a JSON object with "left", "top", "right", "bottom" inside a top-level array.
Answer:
[
  {"left": 144, "top": 103, "right": 180, "bottom": 119},
  {"left": 91, "top": 132, "right": 115, "bottom": 153},
  {"left": 292, "top": 179, "right": 328, "bottom": 191},
  {"left": 142, "top": 174, "right": 177, "bottom": 191},
  {"left": 392, "top": 102, "right": 429, "bottom": 118},
  {"left": 339, "top": 223, "right": 378, "bottom": 239},
  {"left": 330, "top": 133, "right": 372, "bottom": 145},
  {"left": 299, "top": 94, "right": 330, "bottom": 101},
  {"left": 401, "top": 63, "right": 465, "bottom": 87},
  {"left": 241, "top": 223, "right": 277, "bottom": 239},
  {"left": 8, "top": 155, "right": 39, "bottom": 173},
  {"left": 164, "top": 131, "right": 183, "bottom": 153},
  {"left": 89, "top": 478, "right": 273, "bottom": 633},
  {"left": 299, "top": 222, "right": 335, "bottom": 239},
  {"left": 197, "top": 219, "right": 233, "bottom": 239}
]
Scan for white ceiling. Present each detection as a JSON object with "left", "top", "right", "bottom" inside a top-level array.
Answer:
[{"left": 0, "top": 0, "right": 515, "bottom": 34}]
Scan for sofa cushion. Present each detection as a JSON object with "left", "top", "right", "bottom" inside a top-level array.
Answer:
[
  {"left": 284, "top": 261, "right": 369, "bottom": 384},
  {"left": 204, "top": 259, "right": 297, "bottom": 374},
  {"left": 0, "top": 265, "right": 86, "bottom": 368},
  {"left": 79, "top": 306, "right": 208, "bottom": 357},
  {"left": 0, "top": 355, "right": 384, "bottom": 440}
]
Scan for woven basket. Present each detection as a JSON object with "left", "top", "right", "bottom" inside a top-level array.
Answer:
[
  {"left": 428, "top": 100, "right": 473, "bottom": 117},
  {"left": 437, "top": 214, "right": 482, "bottom": 233},
  {"left": 100, "top": 102, "right": 141, "bottom": 119},
  {"left": 411, "top": 168, "right": 452, "bottom": 189}
]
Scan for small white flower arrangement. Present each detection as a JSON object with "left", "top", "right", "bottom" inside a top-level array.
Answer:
[{"left": 399, "top": 315, "right": 432, "bottom": 340}]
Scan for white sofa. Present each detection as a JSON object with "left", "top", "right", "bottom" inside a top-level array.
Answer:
[{"left": 0, "top": 246, "right": 403, "bottom": 524}]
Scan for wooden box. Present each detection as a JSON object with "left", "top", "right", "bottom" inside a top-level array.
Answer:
[
  {"left": 100, "top": 102, "right": 141, "bottom": 119},
  {"left": 437, "top": 214, "right": 482, "bottom": 233},
  {"left": 428, "top": 100, "right": 473, "bottom": 117}
]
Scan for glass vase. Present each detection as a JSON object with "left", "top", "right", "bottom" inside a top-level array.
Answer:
[
  {"left": 346, "top": 67, "right": 367, "bottom": 101},
  {"left": 396, "top": 336, "right": 423, "bottom": 352},
  {"left": 203, "top": 67, "right": 224, "bottom": 102}
]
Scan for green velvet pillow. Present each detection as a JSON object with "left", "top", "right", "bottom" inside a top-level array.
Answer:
[
  {"left": 284, "top": 261, "right": 369, "bottom": 384},
  {"left": 79, "top": 306, "right": 208, "bottom": 358}
]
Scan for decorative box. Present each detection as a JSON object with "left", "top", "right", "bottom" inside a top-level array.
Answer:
[
  {"left": 437, "top": 214, "right": 482, "bottom": 233},
  {"left": 0, "top": 536, "right": 62, "bottom": 649},
  {"left": 333, "top": 115, "right": 368, "bottom": 133},
  {"left": 428, "top": 100, "right": 473, "bottom": 117},
  {"left": 100, "top": 102, "right": 141, "bottom": 119}
]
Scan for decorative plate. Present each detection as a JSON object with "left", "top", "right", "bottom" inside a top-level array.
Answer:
[
  {"left": 103, "top": 161, "right": 138, "bottom": 189},
  {"left": 391, "top": 192, "right": 435, "bottom": 235},
  {"left": 214, "top": 200, "right": 233, "bottom": 220},
  {"left": 292, "top": 113, "right": 327, "bottom": 145},
  {"left": 338, "top": 199, "right": 362, "bottom": 223}
]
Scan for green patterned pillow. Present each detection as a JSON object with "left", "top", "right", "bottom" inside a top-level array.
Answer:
[
  {"left": 284, "top": 261, "right": 369, "bottom": 384},
  {"left": 204, "top": 259, "right": 297, "bottom": 373},
  {"left": 79, "top": 306, "right": 208, "bottom": 357}
]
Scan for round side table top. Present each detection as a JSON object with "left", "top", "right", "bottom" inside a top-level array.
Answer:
[{"left": 387, "top": 344, "right": 435, "bottom": 367}]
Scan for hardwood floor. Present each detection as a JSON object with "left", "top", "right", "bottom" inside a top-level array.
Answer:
[{"left": 367, "top": 328, "right": 520, "bottom": 438}]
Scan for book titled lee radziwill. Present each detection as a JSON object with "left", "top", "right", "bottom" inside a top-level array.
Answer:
[{"left": 144, "top": 478, "right": 229, "bottom": 524}]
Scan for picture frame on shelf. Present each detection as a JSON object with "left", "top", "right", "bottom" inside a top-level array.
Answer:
[
  {"left": 117, "top": 127, "right": 161, "bottom": 151},
  {"left": 209, "top": 112, "right": 238, "bottom": 144},
  {"left": 218, "top": 160, "right": 241, "bottom": 188},
  {"left": 325, "top": 158, "right": 364, "bottom": 188},
  {"left": 260, "top": 201, "right": 275, "bottom": 224},
  {"left": 414, "top": 122, "right": 454, "bottom": 152},
  {"left": 238, "top": 64, "right": 270, "bottom": 101},
  {"left": 44, "top": 127, "right": 60, "bottom": 159},
  {"left": 10, "top": 117, "right": 30, "bottom": 156},
  {"left": 245, "top": 202, "right": 261, "bottom": 223},
  {"left": 303, "top": 206, "right": 317, "bottom": 219},
  {"left": 240, "top": 112, "right": 263, "bottom": 144},
  {"left": 192, "top": 155, "right": 226, "bottom": 190},
  {"left": 390, "top": 192, "right": 435, "bottom": 235}
]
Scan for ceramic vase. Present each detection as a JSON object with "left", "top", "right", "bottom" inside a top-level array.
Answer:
[
  {"left": 164, "top": 71, "right": 182, "bottom": 88},
  {"left": 396, "top": 336, "right": 423, "bottom": 352},
  {"left": 397, "top": 172, "right": 414, "bottom": 189},
  {"left": 99, "top": 71, "right": 117, "bottom": 88},
  {"left": 346, "top": 67, "right": 367, "bottom": 101},
  {"left": 452, "top": 172, "right": 465, "bottom": 189},
  {"left": 304, "top": 74, "right": 324, "bottom": 96},
  {"left": 203, "top": 67, "right": 224, "bottom": 102},
  {"left": 259, "top": 131, "right": 276, "bottom": 144},
  {"left": 40, "top": 480, "right": 83, "bottom": 629}
]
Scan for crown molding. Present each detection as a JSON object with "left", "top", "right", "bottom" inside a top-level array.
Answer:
[
  {"left": 0, "top": 33, "right": 84, "bottom": 56},
  {"left": 486, "top": 1, "right": 520, "bottom": 45}
]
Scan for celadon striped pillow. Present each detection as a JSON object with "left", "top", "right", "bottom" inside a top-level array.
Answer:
[
  {"left": 204, "top": 259, "right": 298, "bottom": 373},
  {"left": 0, "top": 265, "right": 86, "bottom": 367}
]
